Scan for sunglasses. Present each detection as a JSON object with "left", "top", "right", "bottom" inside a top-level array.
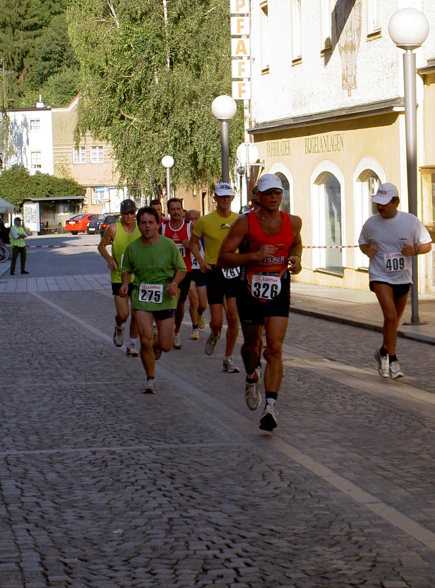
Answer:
[
  {"left": 123, "top": 210, "right": 136, "bottom": 215},
  {"left": 261, "top": 188, "right": 283, "bottom": 195}
]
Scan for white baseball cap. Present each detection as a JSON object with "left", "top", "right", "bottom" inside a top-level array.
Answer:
[
  {"left": 256, "top": 174, "right": 283, "bottom": 193},
  {"left": 372, "top": 183, "right": 399, "bottom": 205},
  {"left": 215, "top": 182, "right": 234, "bottom": 196}
]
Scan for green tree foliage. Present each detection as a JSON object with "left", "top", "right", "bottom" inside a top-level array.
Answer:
[
  {"left": 0, "top": 165, "right": 85, "bottom": 209},
  {"left": 0, "top": 0, "right": 78, "bottom": 107},
  {"left": 67, "top": 0, "right": 244, "bottom": 191}
]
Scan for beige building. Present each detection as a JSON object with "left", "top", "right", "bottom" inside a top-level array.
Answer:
[{"left": 246, "top": 0, "right": 434, "bottom": 293}]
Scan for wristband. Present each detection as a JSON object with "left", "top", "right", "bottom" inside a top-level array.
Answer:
[{"left": 171, "top": 281, "right": 178, "bottom": 287}]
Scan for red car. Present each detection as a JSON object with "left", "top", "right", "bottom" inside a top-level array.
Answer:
[{"left": 65, "top": 213, "right": 100, "bottom": 235}]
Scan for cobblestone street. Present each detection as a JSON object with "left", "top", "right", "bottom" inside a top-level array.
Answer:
[{"left": 1, "top": 241, "right": 434, "bottom": 587}]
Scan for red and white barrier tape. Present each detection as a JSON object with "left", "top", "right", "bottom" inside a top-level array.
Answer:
[{"left": 23, "top": 243, "right": 360, "bottom": 249}]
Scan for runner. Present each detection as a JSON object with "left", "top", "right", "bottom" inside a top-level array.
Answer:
[
  {"left": 358, "top": 182, "right": 431, "bottom": 379},
  {"left": 189, "top": 182, "right": 241, "bottom": 373},
  {"left": 120, "top": 207, "right": 186, "bottom": 393},
  {"left": 185, "top": 209, "right": 208, "bottom": 339},
  {"left": 161, "top": 198, "right": 192, "bottom": 349},
  {"left": 98, "top": 199, "right": 141, "bottom": 356},
  {"left": 218, "top": 174, "right": 302, "bottom": 431}
]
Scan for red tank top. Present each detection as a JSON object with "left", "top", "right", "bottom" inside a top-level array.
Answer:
[
  {"left": 242, "top": 211, "right": 294, "bottom": 301},
  {"left": 162, "top": 220, "right": 192, "bottom": 271}
]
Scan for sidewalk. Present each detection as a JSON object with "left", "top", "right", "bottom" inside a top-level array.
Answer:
[{"left": 291, "top": 281, "right": 435, "bottom": 345}]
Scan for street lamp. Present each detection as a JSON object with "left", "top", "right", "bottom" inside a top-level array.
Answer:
[
  {"left": 212, "top": 95, "right": 237, "bottom": 183},
  {"left": 161, "top": 155, "right": 174, "bottom": 209},
  {"left": 388, "top": 7, "right": 429, "bottom": 324}
]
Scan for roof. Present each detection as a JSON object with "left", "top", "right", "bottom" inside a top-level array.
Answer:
[{"left": 23, "top": 196, "right": 84, "bottom": 202}]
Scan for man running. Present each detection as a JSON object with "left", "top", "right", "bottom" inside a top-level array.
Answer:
[
  {"left": 161, "top": 198, "right": 192, "bottom": 349},
  {"left": 218, "top": 174, "right": 302, "bottom": 432},
  {"left": 120, "top": 207, "right": 186, "bottom": 394},
  {"left": 185, "top": 209, "right": 208, "bottom": 339},
  {"left": 359, "top": 183, "right": 431, "bottom": 379},
  {"left": 98, "top": 199, "right": 141, "bottom": 356},
  {"left": 189, "top": 182, "right": 240, "bottom": 373}
]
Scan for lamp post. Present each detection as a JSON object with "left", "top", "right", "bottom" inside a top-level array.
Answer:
[
  {"left": 212, "top": 95, "right": 237, "bottom": 183},
  {"left": 388, "top": 7, "right": 429, "bottom": 324},
  {"left": 161, "top": 155, "right": 174, "bottom": 211},
  {"left": 236, "top": 142, "right": 260, "bottom": 207}
]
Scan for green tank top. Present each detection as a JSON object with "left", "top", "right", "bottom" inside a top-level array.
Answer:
[{"left": 111, "top": 221, "right": 141, "bottom": 283}]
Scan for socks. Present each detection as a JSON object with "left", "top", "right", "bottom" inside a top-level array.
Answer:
[{"left": 380, "top": 346, "right": 388, "bottom": 357}]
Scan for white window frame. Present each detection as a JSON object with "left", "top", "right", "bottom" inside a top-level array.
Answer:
[
  {"left": 367, "top": 0, "right": 380, "bottom": 35},
  {"left": 259, "top": 1, "right": 270, "bottom": 72},
  {"left": 90, "top": 146, "right": 104, "bottom": 164},
  {"left": 291, "top": 0, "right": 302, "bottom": 62},
  {"left": 29, "top": 119, "right": 40, "bottom": 131},
  {"left": 73, "top": 146, "right": 87, "bottom": 164},
  {"left": 31, "top": 151, "right": 42, "bottom": 169},
  {"left": 320, "top": 0, "right": 332, "bottom": 51}
]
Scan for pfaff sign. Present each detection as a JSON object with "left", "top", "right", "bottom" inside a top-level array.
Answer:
[{"left": 230, "top": 0, "right": 250, "bottom": 100}]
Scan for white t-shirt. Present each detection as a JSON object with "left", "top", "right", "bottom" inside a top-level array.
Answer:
[{"left": 358, "top": 211, "right": 431, "bottom": 284}]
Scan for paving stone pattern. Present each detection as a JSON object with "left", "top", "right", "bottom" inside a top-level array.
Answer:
[{"left": 1, "top": 290, "right": 434, "bottom": 587}]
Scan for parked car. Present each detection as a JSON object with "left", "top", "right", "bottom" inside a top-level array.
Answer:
[
  {"left": 86, "top": 215, "right": 103, "bottom": 234},
  {"left": 65, "top": 213, "right": 100, "bottom": 235},
  {"left": 99, "top": 214, "right": 120, "bottom": 236}
]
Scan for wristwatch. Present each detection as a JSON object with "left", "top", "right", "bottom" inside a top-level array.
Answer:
[{"left": 415, "top": 246, "right": 420, "bottom": 255}]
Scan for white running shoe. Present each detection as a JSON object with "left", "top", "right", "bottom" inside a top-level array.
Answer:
[
  {"left": 113, "top": 325, "right": 124, "bottom": 347},
  {"left": 144, "top": 378, "right": 157, "bottom": 394},
  {"left": 198, "top": 313, "right": 206, "bottom": 329},
  {"left": 259, "top": 403, "right": 278, "bottom": 432},
  {"left": 205, "top": 331, "right": 220, "bottom": 356},
  {"left": 389, "top": 361, "right": 404, "bottom": 380},
  {"left": 126, "top": 342, "right": 139, "bottom": 357},
  {"left": 173, "top": 332, "right": 182, "bottom": 349},
  {"left": 223, "top": 357, "right": 240, "bottom": 373},
  {"left": 245, "top": 368, "right": 261, "bottom": 410},
  {"left": 374, "top": 349, "right": 389, "bottom": 378},
  {"left": 191, "top": 328, "right": 200, "bottom": 340}
]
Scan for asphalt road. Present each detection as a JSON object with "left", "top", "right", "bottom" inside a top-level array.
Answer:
[{"left": 1, "top": 235, "right": 434, "bottom": 587}]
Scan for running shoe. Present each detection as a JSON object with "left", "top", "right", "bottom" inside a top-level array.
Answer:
[
  {"left": 198, "top": 313, "right": 206, "bottom": 329},
  {"left": 144, "top": 378, "right": 157, "bottom": 394},
  {"left": 259, "top": 403, "right": 278, "bottom": 431},
  {"left": 205, "top": 331, "right": 220, "bottom": 356},
  {"left": 113, "top": 325, "right": 124, "bottom": 347},
  {"left": 374, "top": 349, "right": 389, "bottom": 378},
  {"left": 223, "top": 357, "right": 240, "bottom": 373},
  {"left": 245, "top": 368, "right": 261, "bottom": 410},
  {"left": 191, "top": 328, "right": 200, "bottom": 340},
  {"left": 126, "top": 342, "right": 139, "bottom": 357},
  {"left": 389, "top": 360, "right": 404, "bottom": 380},
  {"left": 173, "top": 332, "right": 182, "bottom": 349}
]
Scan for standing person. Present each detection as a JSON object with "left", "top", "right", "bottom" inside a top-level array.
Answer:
[
  {"left": 98, "top": 199, "right": 141, "bottom": 356},
  {"left": 218, "top": 174, "right": 302, "bottom": 432},
  {"left": 10, "top": 217, "right": 29, "bottom": 275},
  {"left": 120, "top": 207, "right": 186, "bottom": 394},
  {"left": 185, "top": 209, "right": 208, "bottom": 339},
  {"left": 189, "top": 182, "right": 240, "bottom": 373},
  {"left": 150, "top": 198, "right": 165, "bottom": 233},
  {"left": 358, "top": 183, "right": 432, "bottom": 379},
  {"left": 161, "top": 198, "right": 192, "bottom": 349}
]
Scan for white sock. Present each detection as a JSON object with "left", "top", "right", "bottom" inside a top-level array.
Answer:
[
  {"left": 129, "top": 338, "right": 136, "bottom": 346},
  {"left": 266, "top": 398, "right": 276, "bottom": 406}
]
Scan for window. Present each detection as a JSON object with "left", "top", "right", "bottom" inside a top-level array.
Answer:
[
  {"left": 354, "top": 170, "right": 380, "bottom": 268},
  {"left": 31, "top": 151, "right": 42, "bottom": 169},
  {"left": 276, "top": 172, "right": 291, "bottom": 213},
  {"left": 92, "top": 189, "right": 102, "bottom": 205},
  {"left": 73, "top": 146, "right": 86, "bottom": 164},
  {"left": 30, "top": 119, "right": 40, "bottom": 131},
  {"left": 320, "top": 0, "right": 332, "bottom": 51},
  {"left": 291, "top": 0, "right": 302, "bottom": 62},
  {"left": 91, "top": 146, "right": 104, "bottom": 164},
  {"left": 314, "top": 172, "right": 343, "bottom": 272},
  {"left": 367, "top": 0, "right": 380, "bottom": 35},
  {"left": 259, "top": 1, "right": 269, "bottom": 73}
]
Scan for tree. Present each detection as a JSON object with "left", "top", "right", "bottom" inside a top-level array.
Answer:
[
  {"left": 0, "top": 165, "right": 85, "bottom": 209},
  {"left": 67, "top": 0, "right": 244, "bottom": 192}
]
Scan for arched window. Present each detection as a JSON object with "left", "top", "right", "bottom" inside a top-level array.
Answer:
[
  {"left": 354, "top": 169, "right": 380, "bottom": 268},
  {"left": 275, "top": 172, "right": 290, "bottom": 213},
  {"left": 314, "top": 172, "right": 343, "bottom": 272}
]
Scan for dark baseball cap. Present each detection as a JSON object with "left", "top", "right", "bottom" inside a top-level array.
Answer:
[{"left": 120, "top": 199, "right": 136, "bottom": 214}]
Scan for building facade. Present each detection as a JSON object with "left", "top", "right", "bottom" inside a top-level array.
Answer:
[{"left": 246, "top": 0, "right": 434, "bottom": 292}]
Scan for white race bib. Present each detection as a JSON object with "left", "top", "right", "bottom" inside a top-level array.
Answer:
[
  {"left": 384, "top": 252, "right": 405, "bottom": 273},
  {"left": 251, "top": 274, "right": 281, "bottom": 300},
  {"left": 139, "top": 283, "right": 163, "bottom": 303},
  {"left": 222, "top": 267, "right": 240, "bottom": 279},
  {"left": 177, "top": 244, "right": 185, "bottom": 257},
  {"left": 191, "top": 256, "right": 200, "bottom": 269}
]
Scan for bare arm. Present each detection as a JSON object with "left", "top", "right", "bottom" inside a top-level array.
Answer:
[
  {"left": 288, "top": 215, "right": 303, "bottom": 274},
  {"left": 359, "top": 241, "right": 378, "bottom": 259},
  {"left": 119, "top": 271, "right": 132, "bottom": 298},
  {"left": 98, "top": 224, "right": 118, "bottom": 270},
  {"left": 218, "top": 216, "right": 273, "bottom": 268},
  {"left": 401, "top": 241, "right": 432, "bottom": 256},
  {"left": 189, "top": 233, "right": 210, "bottom": 272}
]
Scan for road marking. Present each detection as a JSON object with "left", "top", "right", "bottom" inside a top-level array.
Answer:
[{"left": 30, "top": 291, "right": 435, "bottom": 551}]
